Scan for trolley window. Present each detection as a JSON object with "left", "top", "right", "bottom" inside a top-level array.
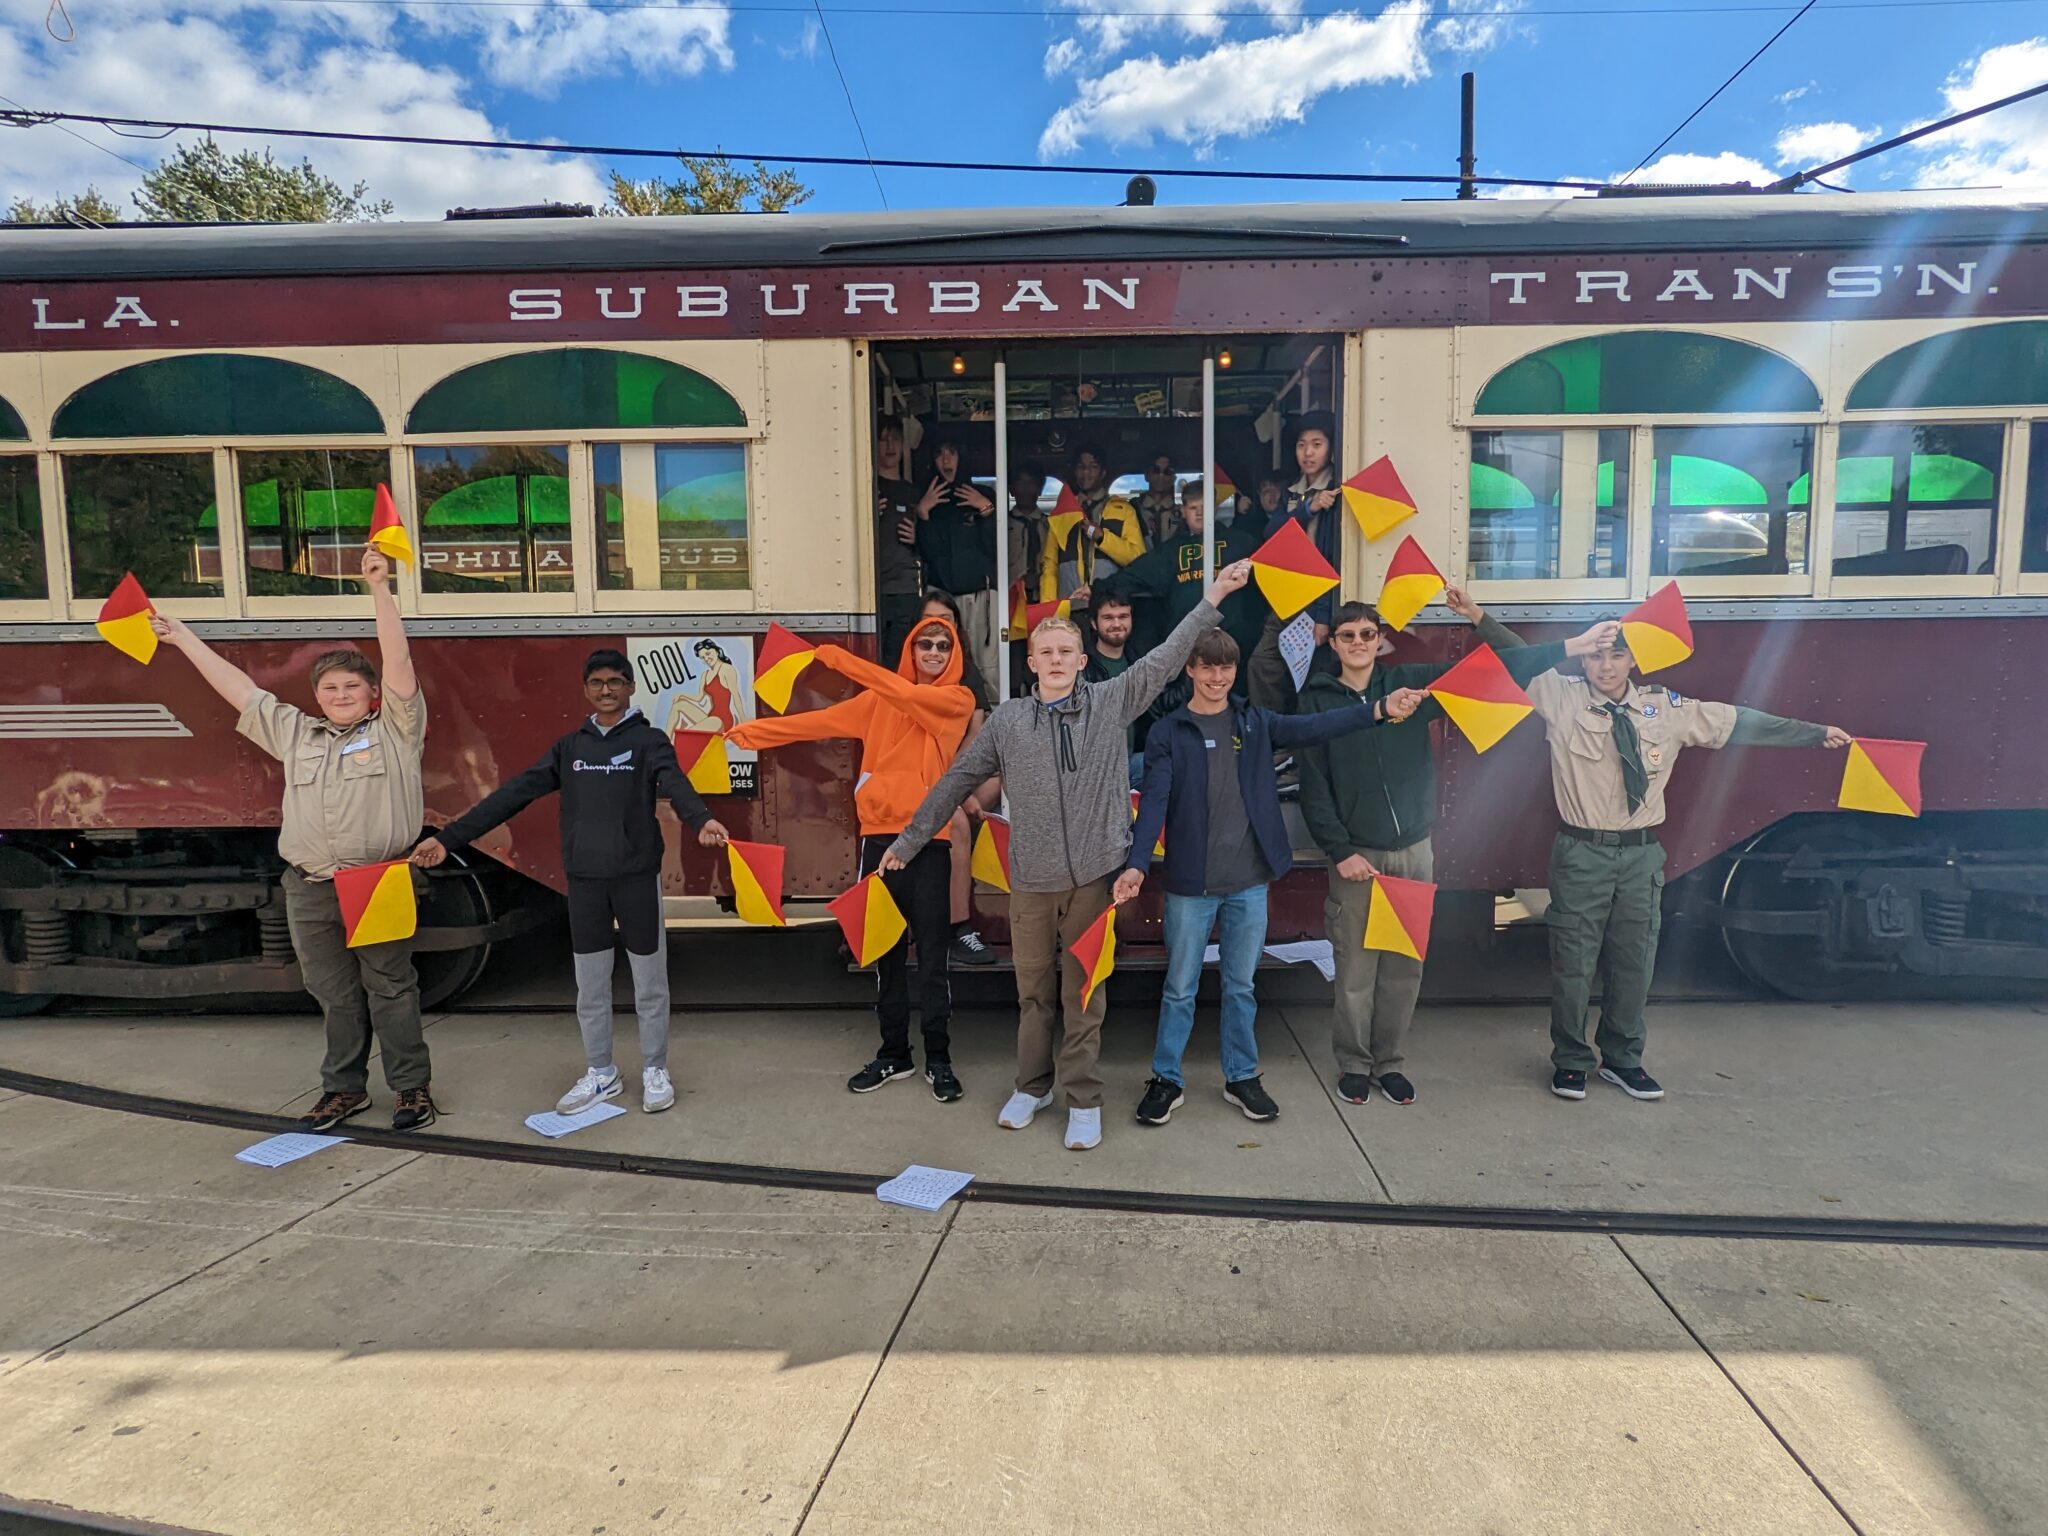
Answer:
[
  {"left": 2025, "top": 424, "right": 2048, "bottom": 574},
  {"left": 0, "top": 456, "right": 44, "bottom": 600},
  {"left": 1467, "top": 429, "right": 1629, "bottom": 581},
  {"left": 1650, "top": 426, "right": 1813, "bottom": 578},
  {"left": 1476, "top": 333, "right": 1819, "bottom": 417},
  {"left": 1826, "top": 423, "right": 2002, "bottom": 577},
  {"left": 408, "top": 349, "right": 746, "bottom": 434},
  {"left": 238, "top": 449, "right": 396, "bottom": 597},
  {"left": 1849, "top": 322, "right": 2048, "bottom": 410},
  {"left": 52, "top": 356, "right": 382, "bottom": 439},
  {"left": 62, "top": 452, "right": 223, "bottom": 600},
  {"left": 592, "top": 442, "right": 749, "bottom": 593},
  {"left": 414, "top": 445, "right": 573, "bottom": 594},
  {"left": 0, "top": 396, "right": 25, "bottom": 440}
]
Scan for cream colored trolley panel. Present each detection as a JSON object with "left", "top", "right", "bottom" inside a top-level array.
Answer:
[
  {"left": 753, "top": 338, "right": 865, "bottom": 617},
  {"left": 1357, "top": 327, "right": 1459, "bottom": 600}
]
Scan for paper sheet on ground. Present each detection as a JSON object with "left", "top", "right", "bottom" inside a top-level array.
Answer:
[
  {"left": 1263, "top": 939, "right": 1336, "bottom": 980},
  {"left": 524, "top": 1102, "right": 628, "bottom": 1138},
  {"left": 877, "top": 1165, "right": 975, "bottom": 1211},
  {"left": 1278, "top": 611, "right": 1316, "bottom": 691},
  {"left": 236, "top": 1133, "right": 348, "bottom": 1167}
]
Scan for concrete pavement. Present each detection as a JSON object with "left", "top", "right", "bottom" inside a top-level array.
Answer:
[{"left": 2, "top": 1094, "right": 2043, "bottom": 1534}]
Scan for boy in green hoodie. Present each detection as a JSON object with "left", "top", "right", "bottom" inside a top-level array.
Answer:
[{"left": 1297, "top": 594, "right": 1619, "bottom": 1107}]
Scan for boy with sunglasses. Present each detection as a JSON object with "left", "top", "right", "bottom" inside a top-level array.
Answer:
[
  {"left": 1297, "top": 596, "right": 1620, "bottom": 1107},
  {"left": 415, "top": 649, "right": 730, "bottom": 1117}
]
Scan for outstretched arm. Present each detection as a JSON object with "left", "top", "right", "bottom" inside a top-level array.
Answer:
[
  {"left": 149, "top": 612, "right": 260, "bottom": 713},
  {"left": 362, "top": 548, "right": 416, "bottom": 700},
  {"left": 1725, "top": 709, "right": 1845, "bottom": 749},
  {"left": 1266, "top": 692, "right": 1424, "bottom": 748},
  {"left": 809, "top": 644, "right": 977, "bottom": 739},
  {"left": 724, "top": 695, "right": 873, "bottom": 752}
]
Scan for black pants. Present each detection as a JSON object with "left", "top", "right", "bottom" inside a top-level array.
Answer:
[
  {"left": 858, "top": 834, "right": 952, "bottom": 1065},
  {"left": 282, "top": 868, "right": 429, "bottom": 1096},
  {"left": 567, "top": 871, "right": 663, "bottom": 955}
]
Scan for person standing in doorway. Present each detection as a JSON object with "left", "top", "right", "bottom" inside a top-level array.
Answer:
[
  {"left": 1133, "top": 451, "right": 1183, "bottom": 547},
  {"left": 914, "top": 435, "right": 1001, "bottom": 689},
  {"left": 415, "top": 649, "right": 731, "bottom": 1117},
  {"left": 1248, "top": 412, "right": 1345, "bottom": 711},
  {"left": 148, "top": 547, "right": 439, "bottom": 1132},
  {"left": 875, "top": 419, "right": 924, "bottom": 669},
  {"left": 1039, "top": 442, "right": 1146, "bottom": 609}
]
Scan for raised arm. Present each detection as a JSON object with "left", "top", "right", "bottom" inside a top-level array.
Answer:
[
  {"left": 883, "top": 727, "right": 1003, "bottom": 868},
  {"left": 809, "top": 644, "right": 977, "bottom": 740},
  {"left": 361, "top": 548, "right": 416, "bottom": 701},
  {"left": 150, "top": 612, "right": 260, "bottom": 713},
  {"left": 1099, "top": 560, "right": 1251, "bottom": 725}
]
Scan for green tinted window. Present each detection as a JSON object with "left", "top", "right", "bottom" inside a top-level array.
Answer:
[
  {"left": 408, "top": 350, "right": 746, "bottom": 433},
  {"left": 1476, "top": 333, "right": 1820, "bottom": 416},
  {"left": 53, "top": 356, "right": 382, "bottom": 438},
  {"left": 238, "top": 448, "right": 394, "bottom": 598},
  {"left": 414, "top": 444, "right": 573, "bottom": 595},
  {"left": 0, "top": 396, "right": 25, "bottom": 441},
  {"left": 1832, "top": 423, "right": 2001, "bottom": 576},
  {"left": 63, "top": 452, "right": 222, "bottom": 599},
  {"left": 0, "top": 456, "right": 43, "bottom": 599},
  {"left": 1848, "top": 322, "right": 2048, "bottom": 410}
]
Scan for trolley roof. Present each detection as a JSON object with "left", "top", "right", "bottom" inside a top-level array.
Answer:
[{"left": 2, "top": 191, "right": 2045, "bottom": 281}]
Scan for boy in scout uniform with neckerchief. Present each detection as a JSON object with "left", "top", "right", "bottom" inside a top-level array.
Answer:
[
  {"left": 1526, "top": 629, "right": 1850, "bottom": 1103},
  {"left": 151, "top": 546, "right": 437, "bottom": 1132}
]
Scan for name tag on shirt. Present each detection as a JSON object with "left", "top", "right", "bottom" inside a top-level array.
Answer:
[{"left": 340, "top": 736, "right": 373, "bottom": 756}]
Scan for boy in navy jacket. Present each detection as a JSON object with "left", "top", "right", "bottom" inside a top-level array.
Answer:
[
  {"left": 415, "top": 649, "right": 729, "bottom": 1117},
  {"left": 1114, "top": 629, "right": 1422, "bottom": 1125}
]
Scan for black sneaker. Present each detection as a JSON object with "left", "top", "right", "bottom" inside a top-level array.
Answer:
[
  {"left": 1551, "top": 1069, "right": 1587, "bottom": 1100},
  {"left": 848, "top": 1058, "right": 915, "bottom": 1094},
  {"left": 925, "top": 1063, "right": 964, "bottom": 1102},
  {"left": 948, "top": 929, "right": 997, "bottom": 966},
  {"left": 1135, "top": 1076, "right": 1185, "bottom": 1125},
  {"left": 297, "top": 1091, "right": 369, "bottom": 1133},
  {"left": 1223, "top": 1077, "right": 1279, "bottom": 1121},
  {"left": 1336, "top": 1073, "right": 1373, "bottom": 1104},
  {"left": 1598, "top": 1064, "right": 1665, "bottom": 1100},
  {"left": 1377, "top": 1072, "right": 1416, "bottom": 1106},
  {"left": 391, "top": 1088, "right": 437, "bottom": 1131}
]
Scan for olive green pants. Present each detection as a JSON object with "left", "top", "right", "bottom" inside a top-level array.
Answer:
[{"left": 1546, "top": 834, "right": 1664, "bottom": 1073}]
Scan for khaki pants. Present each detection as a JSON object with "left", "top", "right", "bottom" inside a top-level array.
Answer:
[
  {"left": 1007, "top": 881, "right": 1114, "bottom": 1108},
  {"left": 1323, "top": 839, "right": 1433, "bottom": 1078},
  {"left": 283, "top": 868, "right": 431, "bottom": 1096},
  {"left": 1547, "top": 834, "right": 1664, "bottom": 1072}
]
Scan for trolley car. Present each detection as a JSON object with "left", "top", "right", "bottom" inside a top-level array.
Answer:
[{"left": 2, "top": 192, "right": 2045, "bottom": 1010}]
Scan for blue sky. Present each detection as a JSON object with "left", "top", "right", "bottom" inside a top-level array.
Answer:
[{"left": 3, "top": 0, "right": 2048, "bottom": 217}]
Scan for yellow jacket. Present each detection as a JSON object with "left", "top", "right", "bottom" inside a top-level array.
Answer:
[{"left": 1038, "top": 494, "right": 1147, "bottom": 600}]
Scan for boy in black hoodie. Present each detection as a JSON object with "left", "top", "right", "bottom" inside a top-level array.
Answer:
[{"left": 415, "top": 649, "right": 730, "bottom": 1116}]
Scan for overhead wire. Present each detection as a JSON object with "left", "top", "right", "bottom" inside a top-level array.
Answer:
[
  {"left": 1617, "top": 0, "right": 1818, "bottom": 182},
  {"left": 808, "top": 0, "right": 888, "bottom": 207}
]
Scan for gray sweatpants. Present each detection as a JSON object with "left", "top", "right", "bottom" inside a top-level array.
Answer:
[{"left": 574, "top": 928, "right": 670, "bottom": 1074}]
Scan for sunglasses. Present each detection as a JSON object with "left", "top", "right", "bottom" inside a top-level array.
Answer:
[
  {"left": 1333, "top": 629, "right": 1382, "bottom": 645},
  {"left": 913, "top": 637, "right": 955, "bottom": 653}
]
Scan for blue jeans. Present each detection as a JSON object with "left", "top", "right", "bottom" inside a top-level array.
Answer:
[{"left": 1154, "top": 886, "right": 1268, "bottom": 1085}]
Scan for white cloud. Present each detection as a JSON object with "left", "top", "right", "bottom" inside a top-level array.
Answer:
[
  {"left": 1626, "top": 150, "right": 1775, "bottom": 187},
  {"left": 1431, "top": 0, "right": 1525, "bottom": 55},
  {"left": 1774, "top": 120, "right": 1879, "bottom": 169},
  {"left": 0, "top": 12, "right": 612, "bottom": 218},
  {"left": 1044, "top": 36, "right": 1083, "bottom": 77},
  {"left": 778, "top": 16, "right": 820, "bottom": 60},
  {"left": 1047, "top": 0, "right": 1301, "bottom": 58},
  {"left": 1914, "top": 36, "right": 2048, "bottom": 187},
  {"left": 1039, "top": 4, "right": 1431, "bottom": 156},
  {"left": 1776, "top": 82, "right": 1813, "bottom": 105}
]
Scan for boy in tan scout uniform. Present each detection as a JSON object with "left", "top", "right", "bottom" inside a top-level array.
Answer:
[
  {"left": 1528, "top": 633, "right": 1848, "bottom": 1104},
  {"left": 152, "top": 546, "right": 437, "bottom": 1132}
]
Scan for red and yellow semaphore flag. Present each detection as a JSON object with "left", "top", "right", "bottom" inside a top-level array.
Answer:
[
  {"left": 1128, "top": 789, "right": 1165, "bottom": 857},
  {"left": 1839, "top": 738, "right": 1925, "bottom": 817},
  {"left": 1249, "top": 516, "right": 1340, "bottom": 620},
  {"left": 1376, "top": 536, "right": 1446, "bottom": 632},
  {"left": 1047, "top": 482, "right": 1085, "bottom": 546},
  {"left": 1209, "top": 465, "right": 1236, "bottom": 507},
  {"left": 1007, "top": 581, "right": 1072, "bottom": 641},
  {"left": 1343, "top": 457, "right": 1418, "bottom": 542},
  {"left": 754, "top": 623, "right": 817, "bottom": 714},
  {"left": 675, "top": 730, "right": 732, "bottom": 796},
  {"left": 726, "top": 840, "right": 787, "bottom": 927},
  {"left": 335, "top": 859, "right": 418, "bottom": 948},
  {"left": 1071, "top": 903, "right": 1117, "bottom": 1008},
  {"left": 1427, "top": 644, "right": 1534, "bottom": 753},
  {"left": 1620, "top": 581, "right": 1694, "bottom": 674},
  {"left": 367, "top": 483, "right": 413, "bottom": 567},
  {"left": 1363, "top": 873, "right": 1436, "bottom": 961},
  {"left": 828, "top": 871, "right": 907, "bottom": 966},
  {"left": 95, "top": 572, "right": 157, "bottom": 665},
  {"left": 971, "top": 815, "right": 1012, "bottom": 892}
]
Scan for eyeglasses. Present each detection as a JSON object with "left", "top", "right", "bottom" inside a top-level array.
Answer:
[
  {"left": 1332, "top": 629, "right": 1381, "bottom": 646},
  {"left": 913, "top": 638, "right": 955, "bottom": 653},
  {"left": 586, "top": 677, "right": 630, "bottom": 690}
]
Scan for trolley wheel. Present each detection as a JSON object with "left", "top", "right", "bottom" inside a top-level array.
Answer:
[
  {"left": 0, "top": 842, "right": 72, "bottom": 1018},
  {"left": 415, "top": 861, "right": 496, "bottom": 1010},
  {"left": 1721, "top": 818, "right": 1892, "bottom": 1001}
]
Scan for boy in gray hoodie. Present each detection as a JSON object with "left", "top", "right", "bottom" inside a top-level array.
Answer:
[{"left": 886, "top": 558, "right": 1255, "bottom": 1150}]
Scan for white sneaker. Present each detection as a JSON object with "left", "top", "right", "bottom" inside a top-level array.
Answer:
[
  {"left": 642, "top": 1066, "right": 675, "bottom": 1114},
  {"left": 997, "top": 1089, "right": 1057, "bottom": 1130},
  {"left": 557, "top": 1067, "right": 622, "bottom": 1115},
  {"left": 1064, "top": 1107, "right": 1103, "bottom": 1151}
]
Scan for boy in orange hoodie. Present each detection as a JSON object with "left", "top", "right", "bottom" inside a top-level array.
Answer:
[{"left": 726, "top": 615, "right": 977, "bottom": 1101}]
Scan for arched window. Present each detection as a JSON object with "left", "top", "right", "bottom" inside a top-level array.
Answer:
[
  {"left": 407, "top": 349, "right": 746, "bottom": 434},
  {"left": 0, "top": 393, "right": 39, "bottom": 601},
  {"left": 53, "top": 355, "right": 382, "bottom": 438},
  {"left": 1475, "top": 332, "right": 1820, "bottom": 417},
  {"left": 1847, "top": 322, "right": 2048, "bottom": 411}
]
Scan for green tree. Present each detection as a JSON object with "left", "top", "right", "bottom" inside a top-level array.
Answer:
[
  {"left": 131, "top": 139, "right": 392, "bottom": 223},
  {"left": 606, "top": 155, "right": 812, "bottom": 215},
  {"left": 6, "top": 186, "right": 123, "bottom": 225}
]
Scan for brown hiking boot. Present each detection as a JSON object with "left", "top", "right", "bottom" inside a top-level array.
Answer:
[
  {"left": 391, "top": 1087, "right": 438, "bottom": 1131},
  {"left": 297, "top": 1092, "right": 370, "bottom": 1133}
]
